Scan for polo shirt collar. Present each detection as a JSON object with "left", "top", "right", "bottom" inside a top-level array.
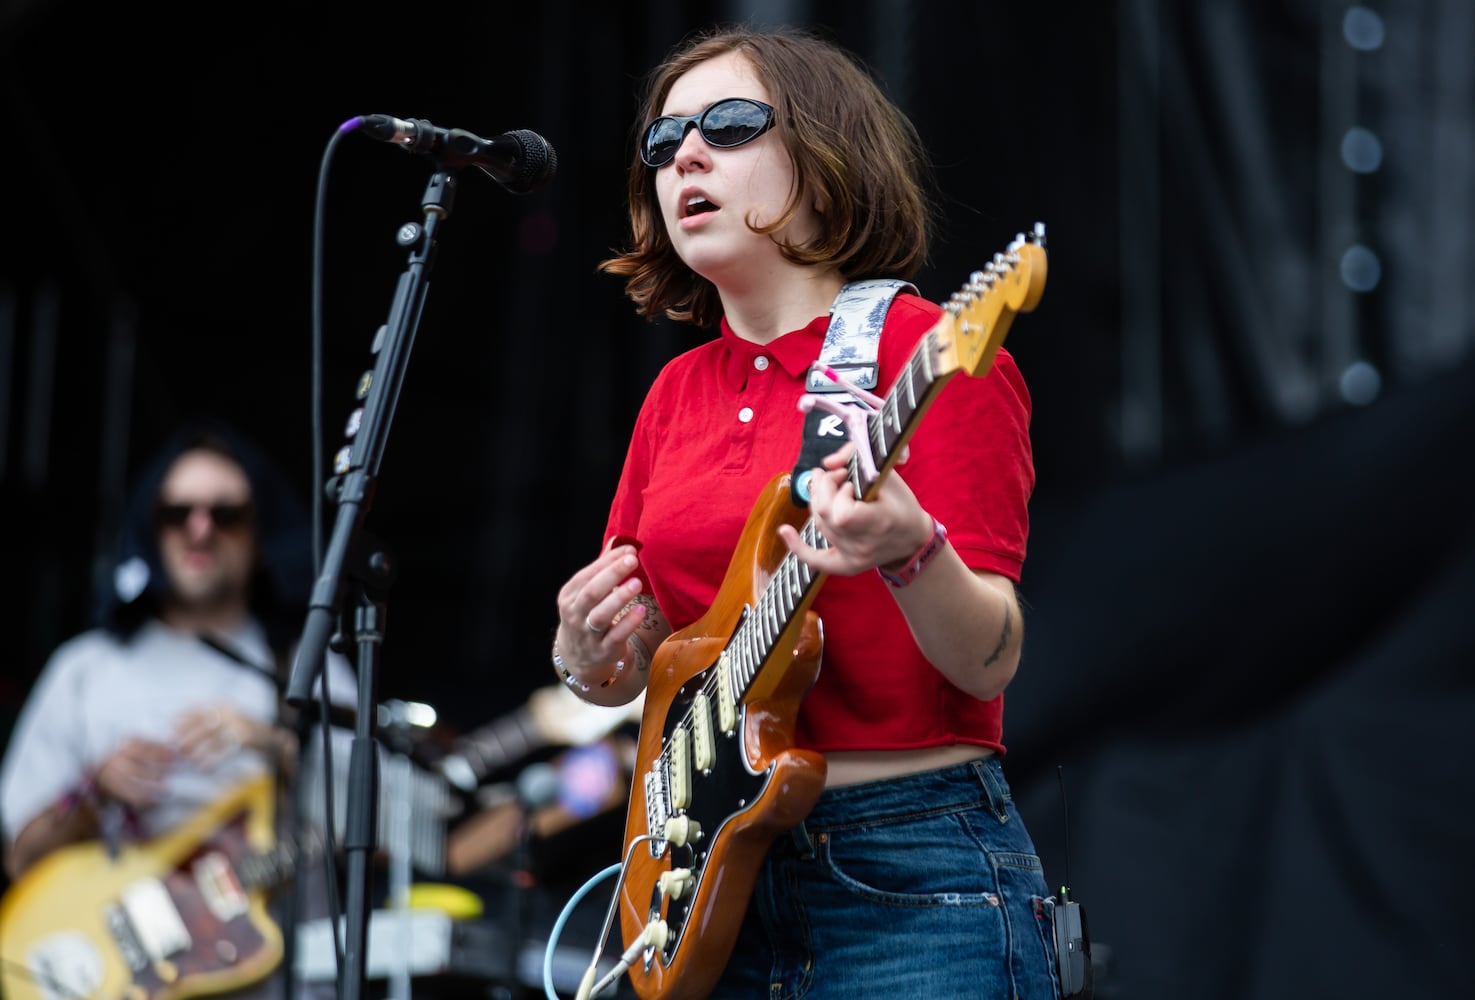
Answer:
[{"left": 717, "top": 314, "right": 831, "bottom": 391}]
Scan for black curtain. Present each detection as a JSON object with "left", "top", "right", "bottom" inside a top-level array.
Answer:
[{"left": 2, "top": 2, "right": 1473, "bottom": 997}]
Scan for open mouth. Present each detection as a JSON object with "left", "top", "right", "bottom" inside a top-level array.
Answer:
[{"left": 684, "top": 195, "right": 718, "bottom": 218}]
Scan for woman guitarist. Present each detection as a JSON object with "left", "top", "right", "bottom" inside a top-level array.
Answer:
[{"left": 550, "top": 23, "right": 1060, "bottom": 1000}]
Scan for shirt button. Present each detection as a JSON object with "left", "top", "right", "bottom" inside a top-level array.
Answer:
[
  {"left": 753, "top": 356, "right": 769, "bottom": 371},
  {"left": 738, "top": 407, "right": 754, "bottom": 423}
]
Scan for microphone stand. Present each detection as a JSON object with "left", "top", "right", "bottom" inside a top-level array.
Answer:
[{"left": 284, "top": 160, "right": 464, "bottom": 1000}]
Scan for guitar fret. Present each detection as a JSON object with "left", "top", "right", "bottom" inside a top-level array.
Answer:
[
  {"left": 881, "top": 393, "right": 902, "bottom": 447},
  {"left": 903, "top": 350, "right": 920, "bottom": 409},
  {"left": 779, "top": 563, "right": 799, "bottom": 617},
  {"left": 236, "top": 847, "right": 280, "bottom": 890},
  {"left": 867, "top": 412, "right": 885, "bottom": 468},
  {"left": 237, "top": 858, "right": 259, "bottom": 887},
  {"left": 744, "top": 632, "right": 758, "bottom": 690},
  {"left": 731, "top": 627, "right": 747, "bottom": 691},
  {"left": 788, "top": 552, "right": 809, "bottom": 593},
  {"left": 903, "top": 352, "right": 923, "bottom": 408},
  {"left": 894, "top": 364, "right": 917, "bottom": 445},
  {"left": 919, "top": 331, "right": 938, "bottom": 383}
]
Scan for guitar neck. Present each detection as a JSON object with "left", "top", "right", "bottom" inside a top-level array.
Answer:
[
  {"left": 234, "top": 831, "right": 315, "bottom": 892},
  {"left": 850, "top": 326, "right": 958, "bottom": 498},
  {"left": 723, "top": 327, "right": 958, "bottom": 704}
]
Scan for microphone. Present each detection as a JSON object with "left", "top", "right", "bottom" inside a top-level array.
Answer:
[{"left": 354, "top": 114, "right": 557, "bottom": 193}]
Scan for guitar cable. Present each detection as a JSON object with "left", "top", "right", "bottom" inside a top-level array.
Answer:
[{"left": 542, "top": 834, "right": 665, "bottom": 1000}]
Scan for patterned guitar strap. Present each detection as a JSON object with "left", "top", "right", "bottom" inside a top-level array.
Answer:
[{"left": 790, "top": 278, "right": 917, "bottom": 505}]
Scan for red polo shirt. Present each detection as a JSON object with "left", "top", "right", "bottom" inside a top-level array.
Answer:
[{"left": 604, "top": 292, "right": 1032, "bottom": 753}]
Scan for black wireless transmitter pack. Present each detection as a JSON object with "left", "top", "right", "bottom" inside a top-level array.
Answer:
[
  {"left": 1053, "top": 766, "right": 1094, "bottom": 999},
  {"left": 1054, "top": 884, "right": 1093, "bottom": 999}
]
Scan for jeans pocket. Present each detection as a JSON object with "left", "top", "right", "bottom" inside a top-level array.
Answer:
[
  {"left": 805, "top": 812, "right": 1060, "bottom": 998},
  {"left": 819, "top": 810, "right": 1001, "bottom": 904}
]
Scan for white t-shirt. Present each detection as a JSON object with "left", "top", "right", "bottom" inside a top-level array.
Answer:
[{"left": 0, "top": 617, "right": 356, "bottom": 844}]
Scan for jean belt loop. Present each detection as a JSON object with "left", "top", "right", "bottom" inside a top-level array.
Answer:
[
  {"left": 790, "top": 819, "right": 816, "bottom": 860},
  {"left": 970, "top": 757, "right": 1011, "bottom": 824}
]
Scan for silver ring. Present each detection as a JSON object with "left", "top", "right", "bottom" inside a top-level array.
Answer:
[{"left": 584, "top": 614, "right": 607, "bottom": 635}]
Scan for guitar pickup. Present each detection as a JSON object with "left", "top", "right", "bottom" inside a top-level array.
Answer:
[
  {"left": 716, "top": 650, "right": 737, "bottom": 734},
  {"left": 668, "top": 727, "right": 691, "bottom": 810},
  {"left": 105, "top": 903, "right": 150, "bottom": 972},
  {"left": 690, "top": 692, "right": 714, "bottom": 772},
  {"left": 194, "top": 851, "right": 249, "bottom": 922},
  {"left": 118, "top": 877, "right": 192, "bottom": 960}
]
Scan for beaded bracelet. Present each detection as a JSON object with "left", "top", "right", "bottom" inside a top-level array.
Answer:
[
  {"left": 877, "top": 516, "right": 949, "bottom": 589},
  {"left": 53, "top": 773, "right": 100, "bottom": 819},
  {"left": 552, "top": 642, "right": 627, "bottom": 692}
]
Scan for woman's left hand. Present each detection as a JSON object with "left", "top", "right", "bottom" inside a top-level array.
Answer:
[{"left": 777, "top": 443, "right": 934, "bottom": 576}]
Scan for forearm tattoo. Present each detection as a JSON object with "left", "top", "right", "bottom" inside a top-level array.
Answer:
[
  {"left": 623, "top": 593, "right": 662, "bottom": 674},
  {"left": 625, "top": 634, "right": 652, "bottom": 674},
  {"left": 982, "top": 600, "right": 1013, "bottom": 668}
]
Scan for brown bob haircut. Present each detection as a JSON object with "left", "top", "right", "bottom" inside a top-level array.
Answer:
[{"left": 598, "top": 24, "right": 936, "bottom": 329}]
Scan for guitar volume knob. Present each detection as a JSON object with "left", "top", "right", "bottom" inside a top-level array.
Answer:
[
  {"left": 663, "top": 815, "right": 702, "bottom": 846},
  {"left": 657, "top": 868, "right": 695, "bottom": 900}
]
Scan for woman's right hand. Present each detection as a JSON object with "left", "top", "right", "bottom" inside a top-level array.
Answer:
[{"left": 554, "top": 543, "right": 665, "bottom": 702}]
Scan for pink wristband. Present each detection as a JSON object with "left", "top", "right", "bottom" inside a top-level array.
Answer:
[
  {"left": 878, "top": 517, "right": 949, "bottom": 588},
  {"left": 54, "top": 773, "right": 99, "bottom": 818}
]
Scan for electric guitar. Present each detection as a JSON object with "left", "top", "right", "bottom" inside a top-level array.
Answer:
[
  {"left": 616, "top": 227, "right": 1049, "bottom": 1000},
  {"left": 0, "top": 775, "right": 307, "bottom": 1000}
]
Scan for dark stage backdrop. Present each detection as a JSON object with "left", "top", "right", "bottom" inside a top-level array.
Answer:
[{"left": 1, "top": 2, "right": 1472, "bottom": 998}]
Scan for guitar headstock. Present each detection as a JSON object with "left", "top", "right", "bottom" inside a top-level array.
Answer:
[{"left": 935, "top": 222, "right": 1048, "bottom": 378}]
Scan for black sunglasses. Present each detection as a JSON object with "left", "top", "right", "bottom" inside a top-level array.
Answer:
[
  {"left": 156, "top": 502, "right": 254, "bottom": 531},
  {"left": 640, "top": 97, "right": 776, "bottom": 168}
]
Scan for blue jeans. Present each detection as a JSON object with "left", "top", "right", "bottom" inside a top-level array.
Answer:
[{"left": 707, "top": 756, "right": 1062, "bottom": 999}]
